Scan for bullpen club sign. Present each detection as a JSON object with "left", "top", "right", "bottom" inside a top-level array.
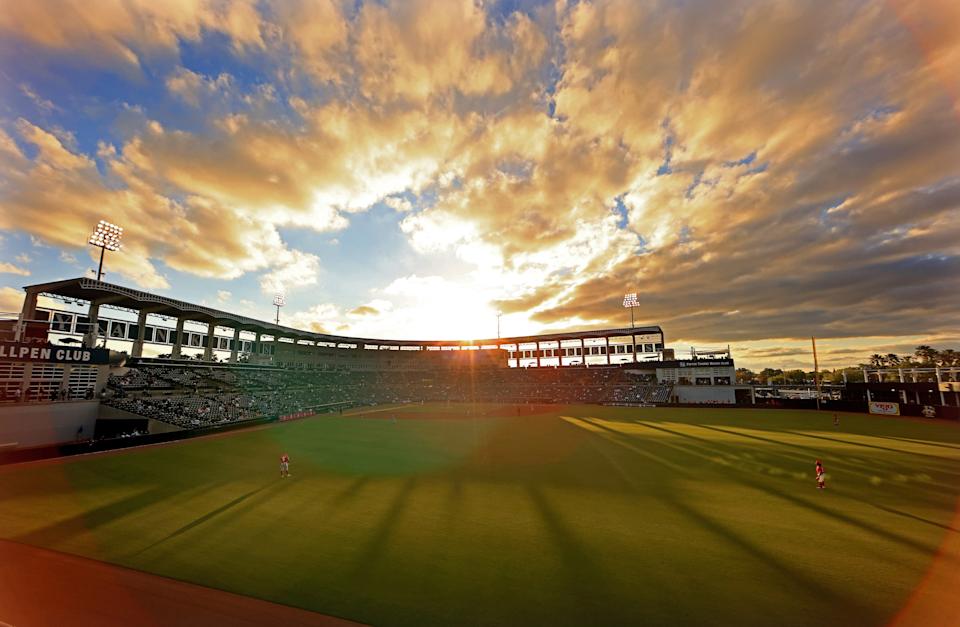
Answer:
[{"left": 0, "top": 342, "right": 110, "bottom": 365}]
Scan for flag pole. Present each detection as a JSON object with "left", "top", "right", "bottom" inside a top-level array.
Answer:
[{"left": 812, "top": 336, "right": 821, "bottom": 411}]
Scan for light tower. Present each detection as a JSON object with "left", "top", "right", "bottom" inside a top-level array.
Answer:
[
  {"left": 622, "top": 292, "right": 639, "bottom": 328},
  {"left": 88, "top": 220, "right": 123, "bottom": 281},
  {"left": 273, "top": 293, "right": 285, "bottom": 325}
]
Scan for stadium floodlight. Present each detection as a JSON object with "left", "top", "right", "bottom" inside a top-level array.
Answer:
[
  {"left": 622, "top": 292, "right": 639, "bottom": 328},
  {"left": 273, "top": 292, "right": 285, "bottom": 325},
  {"left": 88, "top": 220, "right": 123, "bottom": 281}
]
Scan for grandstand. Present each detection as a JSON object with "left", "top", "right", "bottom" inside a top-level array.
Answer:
[{"left": 2, "top": 277, "right": 748, "bottom": 450}]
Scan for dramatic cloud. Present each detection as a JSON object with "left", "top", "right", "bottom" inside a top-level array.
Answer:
[{"left": 0, "top": 0, "right": 957, "bottom": 364}]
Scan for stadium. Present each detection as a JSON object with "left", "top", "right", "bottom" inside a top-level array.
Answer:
[
  {"left": 1, "top": 277, "right": 959, "bottom": 626},
  {"left": 2, "top": 1, "right": 960, "bottom": 624}
]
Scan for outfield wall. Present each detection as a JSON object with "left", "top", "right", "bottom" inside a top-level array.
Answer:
[
  {"left": 0, "top": 400, "right": 99, "bottom": 449},
  {"left": 674, "top": 385, "right": 736, "bottom": 404}
]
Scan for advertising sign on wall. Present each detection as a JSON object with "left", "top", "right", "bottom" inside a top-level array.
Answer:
[{"left": 868, "top": 401, "right": 900, "bottom": 416}]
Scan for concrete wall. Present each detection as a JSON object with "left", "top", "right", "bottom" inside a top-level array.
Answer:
[
  {"left": 674, "top": 385, "right": 736, "bottom": 404},
  {"left": 0, "top": 400, "right": 100, "bottom": 449},
  {"left": 99, "top": 404, "right": 184, "bottom": 435}
]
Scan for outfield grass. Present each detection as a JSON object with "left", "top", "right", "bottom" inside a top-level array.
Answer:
[{"left": 1, "top": 404, "right": 959, "bottom": 626}]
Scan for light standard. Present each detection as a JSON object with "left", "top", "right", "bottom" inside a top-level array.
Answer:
[
  {"left": 623, "top": 292, "right": 639, "bottom": 361},
  {"left": 88, "top": 220, "right": 123, "bottom": 281},
  {"left": 497, "top": 312, "right": 502, "bottom": 339},
  {"left": 622, "top": 292, "right": 639, "bottom": 328},
  {"left": 273, "top": 293, "right": 285, "bottom": 325}
]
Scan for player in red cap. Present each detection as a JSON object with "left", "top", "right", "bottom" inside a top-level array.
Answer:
[
  {"left": 815, "top": 459, "right": 825, "bottom": 489},
  {"left": 280, "top": 453, "right": 291, "bottom": 478}
]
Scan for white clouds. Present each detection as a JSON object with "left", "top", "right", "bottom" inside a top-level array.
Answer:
[
  {"left": 166, "top": 68, "right": 234, "bottom": 107},
  {"left": 0, "top": 263, "right": 30, "bottom": 276},
  {"left": 216, "top": 290, "right": 231, "bottom": 304},
  {"left": 384, "top": 196, "right": 413, "bottom": 212},
  {"left": 19, "top": 83, "right": 57, "bottom": 113},
  {"left": 259, "top": 250, "right": 321, "bottom": 295},
  {"left": 285, "top": 302, "right": 341, "bottom": 333}
]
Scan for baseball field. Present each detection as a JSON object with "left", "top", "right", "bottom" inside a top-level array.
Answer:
[{"left": 1, "top": 403, "right": 959, "bottom": 626}]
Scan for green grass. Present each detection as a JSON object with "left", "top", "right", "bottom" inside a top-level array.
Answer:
[{"left": 2, "top": 404, "right": 959, "bottom": 626}]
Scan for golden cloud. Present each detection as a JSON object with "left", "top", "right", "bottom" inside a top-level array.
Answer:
[{"left": 0, "top": 0, "right": 957, "bottom": 350}]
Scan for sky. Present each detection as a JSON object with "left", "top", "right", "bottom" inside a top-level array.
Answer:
[{"left": 0, "top": 0, "right": 958, "bottom": 370}]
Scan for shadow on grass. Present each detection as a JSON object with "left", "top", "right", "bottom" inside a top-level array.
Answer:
[
  {"left": 695, "top": 424, "right": 957, "bottom": 486},
  {"left": 660, "top": 491, "right": 874, "bottom": 622},
  {"left": 866, "top": 503, "right": 960, "bottom": 533},
  {"left": 577, "top": 422, "right": 875, "bottom": 623},
  {"left": 865, "top": 433, "right": 960, "bottom": 452},
  {"left": 524, "top": 483, "right": 614, "bottom": 623},
  {"left": 595, "top": 420, "right": 943, "bottom": 557},
  {"left": 132, "top": 483, "right": 274, "bottom": 556},
  {"left": 13, "top": 483, "right": 208, "bottom": 548},
  {"left": 347, "top": 476, "right": 418, "bottom": 580},
  {"left": 569, "top": 417, "right": 689, "bottom": 474},
  {"left": 783, "top": 430, "right": 960, "bottom": 463}
]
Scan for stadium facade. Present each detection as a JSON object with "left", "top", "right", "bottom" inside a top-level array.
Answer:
[{"left": 0, "top": 277, "right": 751, "bottom": 452}]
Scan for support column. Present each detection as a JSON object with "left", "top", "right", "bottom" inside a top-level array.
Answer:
[
  {"left": 83, "top": 301, "right": 101, "bottom": 348},
  {"left": 273, "top": 334, "right": 281, "bottom": 364},
  {"left": 605, "top": 336, "right": 610, "bottom": 365},
  {"left": 937, "top": 368, "right": 946, "bottom": 405},
  {"left": 21, "top": 363, "right": 33, "bottom": 402},
  {"left": 131, "top": 309, "right": 149, "bottom": 358},
  {"left": 866, "top": 388, "right": 872, "bottom": 403},
  {"left": 632, "top": 334, "right": 638, "bottom": 363},
  {"left": 536, "top": 342, "right": 541, "bottom": 368},
  {"left": 171, "top": 317, "right": 186, "bottom": 359},
  {"left": 229, "top": 327, "right": 241, "bottom": 363},
  {"left": 15, "top": 289, "right": 40, "bottom": 342},
  {"left": 203, "top": 321, "right": 217, "bottom": 361},
  {"left": 749, "top": 386, "right": 756, "bottom": 404},
  {"left": 898, "top": 368, "right": 904, "bottom": 383},
  {"left": 580, "top": 338, "right": 586, "bottom": 367},
  {"left": 60, "top": 365, "right": 73, "bottom": 401}
]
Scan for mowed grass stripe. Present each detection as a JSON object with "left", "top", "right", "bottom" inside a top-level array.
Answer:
[{"left": 1, "top": 404, "right": 958, "bottom": 626}]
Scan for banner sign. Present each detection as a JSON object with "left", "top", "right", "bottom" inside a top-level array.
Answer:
[
  {"left": 279, "top": 411, "right": 314, "bottom": 423},
  {"left": 869, "top": 401, "right": 900, "bottom": 416},
  {"left": 0, "top": 342, "right": 110, "bottom": 365},
  {"left": 656, "top": 359, "right": 734, "bottom": 369}
]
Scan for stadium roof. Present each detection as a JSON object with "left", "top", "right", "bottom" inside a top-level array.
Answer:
[{"left": 21, "top": 277, "right": 662, "bottom": 347}]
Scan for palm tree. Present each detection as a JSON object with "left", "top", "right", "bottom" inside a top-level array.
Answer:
[
  {"left": 938, "top": 349, "right": 958, "bottom": 367},
  {"left": 886, "top": 353, "right": 901, "bottom": 367},
  {"left": 869, "top": 354, "right": 885, "bottom": 368},
  {"left": 915, "top": 345, "right": 939, "bottom": 364}
]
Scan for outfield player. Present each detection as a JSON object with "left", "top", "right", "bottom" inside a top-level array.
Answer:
[
  {"left": 280, "top": 453, "right": 291, "bottom": 478},
  {"left": 815, "top": 459, "right": 825, "bottom": 489}
]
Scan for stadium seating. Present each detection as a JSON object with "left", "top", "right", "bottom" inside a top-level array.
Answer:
[{"left": 103, "top": 361, "right": 669, "bottom": 430}]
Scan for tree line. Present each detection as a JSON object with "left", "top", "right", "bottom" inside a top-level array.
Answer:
[
  {"left": 865, "top": 345, "right": 958, "bottom": 369},
  {"left": 735, "top": 345, "right": 958, "bottom": 385}
]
